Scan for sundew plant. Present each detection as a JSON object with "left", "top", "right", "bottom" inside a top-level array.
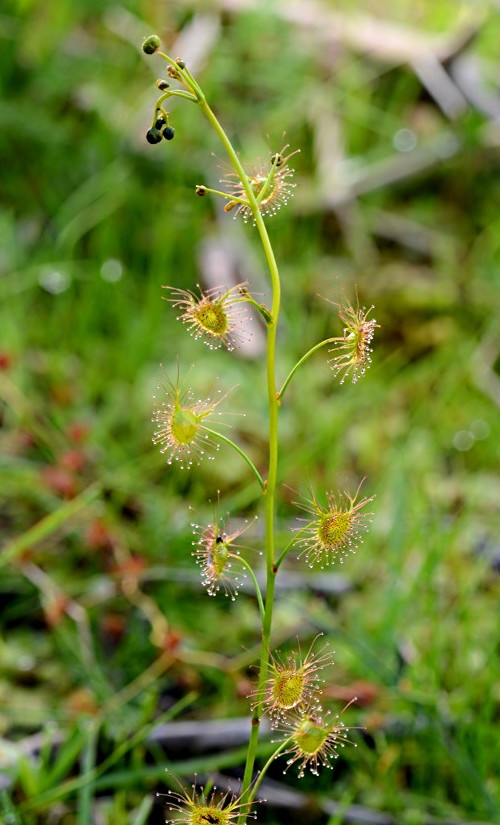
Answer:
[{"left": 142, "top": 35, "right": 378, "bottom": 824}]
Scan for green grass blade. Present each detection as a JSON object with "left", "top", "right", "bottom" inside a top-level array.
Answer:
[
  {"left": 77, "top": 722, "right": 99, "bottom": 825},
  {"left": 130, "top": 796, "right": 154, "bottom": 825}
]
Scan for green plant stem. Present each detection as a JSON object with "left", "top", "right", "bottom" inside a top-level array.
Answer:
[
  {"left": 202, "top": 428, "right": 265, "bottom": 491},
  {"left": 177, "top": 63, "right": 205, "bottom": 101},
  {"left": 238, "top": 178, "right": 281, "bottom": 825},
  {"left": 194, "top": 96, "right": 283, "bottom": 822},
  {"left": 255, "top": 163, "right": 278, "bottom": 205},
  {"left": 154, "top": 90, "right": 197, "bottom": 113},
  {"left": 274, "top": 524, "right": 310, "bottom": 572},
  {"left": 237, "top": 293, "right": 273, "bottom": 324},
  {"left": 246, "top": 738, "right": 293, "bottom": 807},
  {"left": 156, "top": 52, "right": 204, "bottom": 101},
  {"left": 233, "top": 555, "right": 265, "bottom": 622},
  {"left": 198, "top": 100, "right": 263, "bottom": 207},
  {"left": 195, "top": 184, "right": 250, "bottom": 207},
  {"left": 278, "top": 337, "right": 341, "bottom": 400}
]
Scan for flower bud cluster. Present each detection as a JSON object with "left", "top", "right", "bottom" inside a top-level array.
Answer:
[{"left": 146, "top": 115, "right": 175, "bottom": 145}]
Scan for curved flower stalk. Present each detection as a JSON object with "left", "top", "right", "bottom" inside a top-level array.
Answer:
[
  {"left": 294, "top": 481, "right": 374, "bottom": 567},
  {"left": 250, "top": 635, "right": 333, "bottom": 726},
  {"left": 278, "top": 296, "right": 380, "bottom": 399},
  {"left": 164, "top": 283, "right": 252, "bottom": 351},
  {"left": 152, "top": 377, "right": 265, "bottom": 488}
]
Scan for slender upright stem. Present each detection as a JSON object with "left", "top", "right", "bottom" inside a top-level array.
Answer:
[
  {"left": 278, "top": 337, "right": 341, "bottom": 400},
  {"left": 202, "top": 427, "right": 265, "bottom": 491},
  {"left": 239, "top": 206, "right": 280, "bottom": 799},
  {"left": 274, "top": 523, "right": 310, "bottom": 572},
  {"left": 246, "top": 738, "right": 293, "bottom": 806},
  {"left": 195, "top": 99, "right": 282, "bottom": 819},
  {"left": 234, "top": 555, "right": 265, "bottom": 622},
  {"left": 197, "top": 101, "right": 263, "bottom": 212}
]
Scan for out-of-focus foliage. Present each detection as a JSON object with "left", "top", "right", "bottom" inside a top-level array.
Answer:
[{"left": 1, "top": 1, "right": 499, "bottom": 824}]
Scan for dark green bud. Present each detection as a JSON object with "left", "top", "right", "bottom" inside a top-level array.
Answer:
[
  {"left": 142, "top": 35, "right": 161, "bottom": 55},
  {"left": 156, "top": 79, "right": 170, "bottom": 91},
  {"left": 146, "top": 127, "right": 162, "bottom": 144},
  {"left": 155, "top": 116, "right": 166, "bottom": 129},
  {"left": 162, "top": 126, "right": 175, "bottom": 141},
  {"left": 176, "top": 58, "right": 186, "bottom": 69},
  {"left": 196, "top": 185, "right": 207, "bottom": 196}
]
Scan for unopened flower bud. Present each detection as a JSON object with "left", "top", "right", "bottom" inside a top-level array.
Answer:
[
  {"left": 176, "top": 58, "right": 186, "bottom": 69},
  {"left": 167, "top": 66, "right": 181, "bottom": 79},
  {"left": 142, "top": 34, "right": 160, "bottom": 55},
  {"left": 162, "top": 126, "right": 175, "bottom": 141},
  {"left": 146, "top": 127, "right": 162, "bottom": 145},
  {"left": 156, "top": 79, "right": 170, "bottom": 91},
  {"left": 196, "top": 185, "right": 207, "bottom": 197}
]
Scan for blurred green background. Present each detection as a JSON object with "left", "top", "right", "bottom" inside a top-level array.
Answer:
[{"left": 1, "top": 1, "right": 500, "bottom": 823}]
